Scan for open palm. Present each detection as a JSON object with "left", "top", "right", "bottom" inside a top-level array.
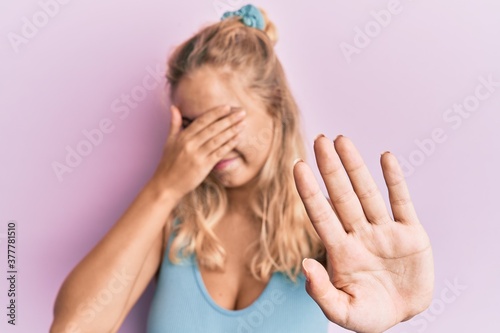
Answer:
[{"left": 293, "top": 135, "right": 434, "bottom": 333}]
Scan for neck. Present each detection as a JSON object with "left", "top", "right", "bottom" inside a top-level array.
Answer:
[{"left": 225, "top": 179, "right": 257, "bottom": 216}]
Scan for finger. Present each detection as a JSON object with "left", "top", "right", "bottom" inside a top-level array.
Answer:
[
  {"left": 302, "top": 258, "right": 349, "bottom": 326},
  {"left": 313, "top": 135, "right": 366, "bottom": 233},
  {"left": 207, "top": 131, "right": 241, "bottom": 163},
  {"left": 380, "top": 152, "right": 419, "bottom": 224},
  {"left": 293, "top": 159, "right": 346, "bottom": 249},
  {"left": 182, "top": 105, "right": 233, "bottom": 140},
  {"left": 332, "top": 136, "right": 391, "bottom": 225},
  {"left": 201, "top": 118, "right": 245, "bottom": 156},
  {"left": 326, "top": 197, "right": 340, "bottom": 221},
  {"left": 166, "top": 105, "right": 182, "bottom": 146},
  {"left": 196, "top": 108, "right": 246, "bottom": 149}
]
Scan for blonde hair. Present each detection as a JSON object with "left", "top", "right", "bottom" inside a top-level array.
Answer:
[{"left": 165, "top": 7, "right": 325, "bottom": 282}]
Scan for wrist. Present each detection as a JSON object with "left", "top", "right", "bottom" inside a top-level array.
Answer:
[{"left": 142, "top": 179, "right": 183, "bottom": 207}]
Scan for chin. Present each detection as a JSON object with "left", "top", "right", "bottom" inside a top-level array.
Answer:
[
  {"left": 211, "top": 166, "right": 252, "bottom": 189},
  {"left": 213, "top": 171, "right": 250, "bottom": 188}
]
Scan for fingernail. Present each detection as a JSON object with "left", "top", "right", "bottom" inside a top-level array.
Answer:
[
  {"left": 381, "top": 150, "right": 390, "bottom": 156},
  {"left": 313, "top": 133, "right": 325, "bottom": 142},
  {"left": 334, "top": 134, "right": 344, "bottom": 141},
  {"left": 293, "top": 157, "right": 303, "bottom": 167},
  {"left": 302, "top": 258, "right": 311, "bottom": 282}
]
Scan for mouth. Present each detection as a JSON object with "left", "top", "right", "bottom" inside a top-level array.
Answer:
[{"left": 213, "top": 156, "right": 239, "bottom": 171}]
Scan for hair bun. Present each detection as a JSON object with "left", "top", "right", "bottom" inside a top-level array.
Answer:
[{"left": 258, "top": 7, "right": 278, "bottom": 46}]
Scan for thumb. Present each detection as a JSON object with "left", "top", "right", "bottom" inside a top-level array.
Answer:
[
  {"left": 302, "top": 258, "right": 349, "bottom": 325},
  {"left": 167, "top": 105, "right": 182, "bottom": 144}
]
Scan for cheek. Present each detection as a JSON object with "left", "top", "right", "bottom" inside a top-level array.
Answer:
[{"left": 236, "top": 121, "right": 274, "bottom": 163}]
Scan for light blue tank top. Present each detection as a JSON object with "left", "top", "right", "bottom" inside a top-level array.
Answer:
[{"left": 146, "top": 218, "right": 329, "bottom": 332}]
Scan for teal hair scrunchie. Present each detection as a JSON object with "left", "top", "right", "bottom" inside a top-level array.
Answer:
[{"left": 220, "top": 4, "right": 265, "bottom": 30}]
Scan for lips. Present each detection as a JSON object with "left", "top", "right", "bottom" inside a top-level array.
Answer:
[{"left": 213, "top": 157, "right": 239, "bottom": 171}]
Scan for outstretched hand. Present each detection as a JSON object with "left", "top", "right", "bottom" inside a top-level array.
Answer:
[{"left": 293, "top": 135, "right": 434, "bottom": 333}]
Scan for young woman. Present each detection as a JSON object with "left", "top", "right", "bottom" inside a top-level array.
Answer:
[{"left": 50, "top": 4, "right": 434, "bottom": 333}]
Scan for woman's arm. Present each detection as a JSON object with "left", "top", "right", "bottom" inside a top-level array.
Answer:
[
  {"left": 50, "top": 182, "right": 179, "bottom": 333},
  {"left": 49, "top": 104, "right": 247, "bottom": 332}
]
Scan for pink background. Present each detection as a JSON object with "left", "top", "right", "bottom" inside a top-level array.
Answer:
[{"left": 1, "top": 0, "right": 499, "bottom": 332}]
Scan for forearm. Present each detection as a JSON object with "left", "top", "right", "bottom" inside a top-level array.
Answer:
[{"left": 51, "top": 181, "right": 180, "bottom": 332}]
